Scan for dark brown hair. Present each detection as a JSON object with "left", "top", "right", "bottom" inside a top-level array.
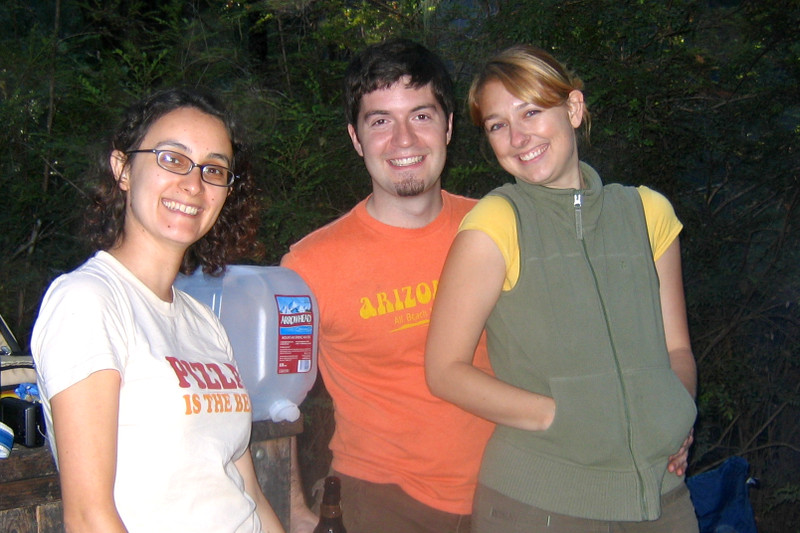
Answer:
[{"left": 343, "top": 38, "right": 455, "bottom": 129}]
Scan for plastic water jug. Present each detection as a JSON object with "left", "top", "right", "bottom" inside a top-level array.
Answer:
[{"left": 175, "top": 265, "right": 318, "bottom": 422}]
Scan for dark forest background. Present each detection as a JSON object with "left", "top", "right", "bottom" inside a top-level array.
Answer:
[{"left": 2, "top": 1, "right": 798, "bottom": 530}]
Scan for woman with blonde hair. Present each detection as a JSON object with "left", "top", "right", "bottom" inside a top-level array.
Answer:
[{"left": 426, "top": 45, "right": 698, "bottom": 532}]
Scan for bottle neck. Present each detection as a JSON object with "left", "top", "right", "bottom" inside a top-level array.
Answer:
[{"left": 319, "top": 503, "right": 343, "bottom": 520}]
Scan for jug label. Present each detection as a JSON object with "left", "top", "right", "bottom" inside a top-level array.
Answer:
[{"left": 275, "top": 295, "right": 315, "bottom": 374}]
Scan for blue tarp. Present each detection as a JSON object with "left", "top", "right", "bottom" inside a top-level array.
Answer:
[{"left": 687, "top": 456, "right": 758, "bottom": 533}]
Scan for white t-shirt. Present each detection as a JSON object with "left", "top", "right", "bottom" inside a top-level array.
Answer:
[{"left": 32, "top": 251, "right": 261, "bottom": 533}]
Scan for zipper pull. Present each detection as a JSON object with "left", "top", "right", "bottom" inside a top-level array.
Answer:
[{"left": 573, "top": 192, "right": 584, "bottom": 240}]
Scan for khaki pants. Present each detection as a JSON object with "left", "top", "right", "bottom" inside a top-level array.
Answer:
[
  {"left": 472, "top": 484, "right": 699, "bottom": 533},
  {"left": 334, "top": 471, "right": 471, "bottom": 533}
]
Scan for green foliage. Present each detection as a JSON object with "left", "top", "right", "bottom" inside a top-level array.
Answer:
[
  {"left": 765, "top": 483, "right": 800, "bottom": 515},
  {"left": 255, "top": 78, "right": 367, "bottom": 262}
]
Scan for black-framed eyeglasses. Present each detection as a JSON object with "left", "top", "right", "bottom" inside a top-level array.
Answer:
[{"left": 126, "top": 149, "right": 236, "bottom": 187}]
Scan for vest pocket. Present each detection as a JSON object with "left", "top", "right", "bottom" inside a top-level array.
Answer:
[
  {"left": 526, "top": 368, "right": 697, "bottom": 470},
  {"left": 536, "top": 372, "right": 631, "bottom": 467},
  {"left": 623, "top": 367, "right": 697, "bottom": 463}
]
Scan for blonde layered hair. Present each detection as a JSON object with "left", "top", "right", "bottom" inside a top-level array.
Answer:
[{"left": 468, "top": 45, "right": 591, "bottom": 140}]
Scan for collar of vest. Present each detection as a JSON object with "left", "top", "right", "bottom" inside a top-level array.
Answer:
[
  {"left": 512, "top": 161, "right": 602, "bottom": 197},
  {"left": 510, "top": 161, "right": 604, "bottom": 230}
]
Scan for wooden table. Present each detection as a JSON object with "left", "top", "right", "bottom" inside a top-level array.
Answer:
[
  {"left": 0, "top": 444, "right": 61, "bottom": 533},
  {"left": 0, "top": 419, "right": 303, "bottom": 532}
]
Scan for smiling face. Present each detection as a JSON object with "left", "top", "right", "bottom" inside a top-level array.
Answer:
[
  {"left": 348, "top": 77, "right": 453, "bottom": 202},
  {"left": 111, "top": 106, "right": 233, "bottom": 256},
  {"left": 479, "top": 79, "right": 584, "bottom": 189}
]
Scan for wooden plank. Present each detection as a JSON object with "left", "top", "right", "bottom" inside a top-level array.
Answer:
[
  {"left": 251, "top": 418, "right": 303, "bottom": 441},
  {"left": 251, "top": 437, "right": 292, "bottom": 531},
  {"left": 0, "top": 445, "right": 57, "bottom": 483},
  {"left": 0, "top": 506, "right": 36, "bottom": 533},
  {"left": 0, "top": 477, "right": 62, "bottom": 511},
  {"left": 250, "top": 419, "right": 303, "bottom": 531},
  {"left": 36, "top": 500, "right": 64, "bottom": 533}
]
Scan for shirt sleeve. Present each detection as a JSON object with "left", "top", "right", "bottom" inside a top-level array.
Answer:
[
  {"left": 637, "top": 186, "right": 683, "bottom": 261},
  {"left": 32, "top": 273, "right": 126, "bottom": 401},
  {"left": 459, "top": 195, "right": 519, "bottom": 290}
]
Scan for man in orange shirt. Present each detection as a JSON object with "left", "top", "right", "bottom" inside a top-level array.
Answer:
[{"left": 282, "top": 39, "right": 495, "bottom": 533}]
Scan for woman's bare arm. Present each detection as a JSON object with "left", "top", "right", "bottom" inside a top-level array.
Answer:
[
  {"left": 51, "top": 369, "right": 127, "bottom": 533},
  {"left": 425, "top": 229, "right": 554, "bottom": 431},
  {"left": 655, "top": 237, "right": 698, "bottom": 475}
]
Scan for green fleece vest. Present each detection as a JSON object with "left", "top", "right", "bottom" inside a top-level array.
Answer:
[{"left": 480, "top": 163, "right": 697, "bottom": 521}]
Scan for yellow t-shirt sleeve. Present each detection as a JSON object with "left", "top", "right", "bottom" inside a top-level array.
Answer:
[
  {"left": 459, "top": 187, "right": 682, "bottom": 291},
  {"left": 637, "top": 185, "right": 683, "bottom": 261},
  {"left": 459, "top": 195, "right": 519, "bottom": 291}
]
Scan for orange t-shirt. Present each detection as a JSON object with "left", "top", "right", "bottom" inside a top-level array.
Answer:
[{"left": 282, "top": 191, "right": 494, "bottom": 515}]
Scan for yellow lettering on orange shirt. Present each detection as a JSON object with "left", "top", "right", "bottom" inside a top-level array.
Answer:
[
  {"left": 375, "top": 292, "right": 394, "bottom": 314},
  {"left": 360, "top": 297, "right": 377, "bottom": 319},
  {"left": 359, "top": 280, "right": 439, "bottom": 319},
  {"left": 416, "top": 282, "right": 434, "bottom": 304}
]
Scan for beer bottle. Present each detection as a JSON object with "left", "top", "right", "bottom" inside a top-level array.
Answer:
[{"left": 313, "top": 476, "right": 347, "bottom": 533}]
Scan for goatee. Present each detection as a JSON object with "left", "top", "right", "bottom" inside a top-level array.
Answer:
[{"left": 395, "top": 176, "right": 424, "bottom": 197}]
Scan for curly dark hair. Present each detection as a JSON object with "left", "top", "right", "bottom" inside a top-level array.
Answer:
[
  {"left": 84, "top": 87, "right": 263, "bottom": 275},
  {"left": 343, "top": 38, "right": 455, "bottom": 129}
]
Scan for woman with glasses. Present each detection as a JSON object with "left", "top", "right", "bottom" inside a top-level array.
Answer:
[{"left": 31, "top": 88, "right": 284, "bottom": 533}]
